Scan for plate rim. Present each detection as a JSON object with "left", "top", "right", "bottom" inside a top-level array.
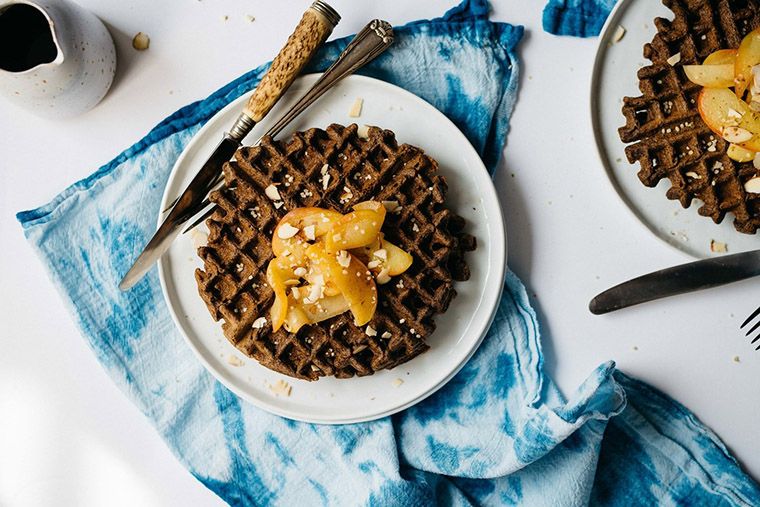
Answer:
[
  {"left": 589, "top": 0, "right": 701, "bottom": 259},
  {"left": 157, "top": 73, "right": 507, "bottom": 424}
]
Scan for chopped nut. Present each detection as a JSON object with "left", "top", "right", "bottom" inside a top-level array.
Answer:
[
  {"left": 365, "top": 325, "right": 377, "bottom": 337},
  {"left": 381, "top": 331, "right": 392, "bottom": 339},
  {"left": 277, "top": 223, "right": 299, "bottom": 239},
  {"left": 357, "top": 124, "right": 370, "bottom": 139},
  {"left": 191, "top": 229, "right": 208, "bottom": 250},
  {"left": 245, "top": 14, "right": 256, "bottom": 23},
  {"left": 227, "top": 355, "right": 245, "bottom": 367},
  {"left": 348, "top": 98, "right": 364, "bottom": 117},
  {"left": 265, "top": 184, "right": 281, "bottom": 201},
  {"left": 303, "top": 283, "right": 325, "bottom": 305},
  {"left": 745, "top": 176, "right": 760, "bottom": 193},
  {"left": 132, "top": 32, "right": 150, "bottom": 51},
  {"left": 710, "top": 240, "right": 728, "bottom": 253},
  {"left": 252, "top": 317, "right": 267, "bottom": 329},
  {"left": 684, "top": 171, "right": 701, "bottom": 180},
  {"left": 269, "top": 379, "right": 292, "bottom": 397},
  {"left": 376, "top": 268, "right": 391, "bottom": 284},
  {"left": 303, "top": 225, "right": 316, "bottom": 241},
  {"left": 291, "top": 286, "right": 301, "bottom": 300},
  {"left": 666, "top": 52, "right": 681, "bottom": 66},
  {"left": 294, "top": 267, "right": 308, "bottom": 277},
  {"left": 340, "top": 186, "right": 353, "bottom": 203},
  {"left": 373, "top": 248, "right": 387, "bottom": 260},
  {"left": 612, "top": 25, "right": 626, "bottom": 43},
  {"left": 722, "top": 126, "right": 754, "bottom": 144},
  {"left": 367, "top": 260, "right": 381, "bottom": 269},
  {"left": 392, "top": 378, "right": 404, "bottom": 387},
  {"left": 727, "top": 108, "right": 744, "bottom": 119},
  {"left": 382, "top": 200, "right": 400, "bottom": 212},
  {"left": 274, "top": 201, "right": 285, "bottom": 209},
  {"left": 336, "top": 250, "right": 351, "bottom": 268}
]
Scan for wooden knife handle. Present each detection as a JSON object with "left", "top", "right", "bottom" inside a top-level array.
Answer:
[{"left": 244, "top": 2, "right": 338, "bottom": 122}]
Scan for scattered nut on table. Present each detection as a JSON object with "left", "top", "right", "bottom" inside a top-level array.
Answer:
[{"left": 132, "top": 32, "right": 150, "bottom": 51}]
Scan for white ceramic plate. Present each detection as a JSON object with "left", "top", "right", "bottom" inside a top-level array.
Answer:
[
  {"left": 591, "top": 0, "right": 760, "bottom": 258},
  {"left": 157, "top": 74, "right": 506, "bottom": 424}
]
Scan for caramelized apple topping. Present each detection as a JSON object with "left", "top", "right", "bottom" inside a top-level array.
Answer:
[
  {"left": 685, "top": 29, "right": 760, "bottom": 161},
  {"left": 266, "top": 202, "right": 413, "bottom": 333}
]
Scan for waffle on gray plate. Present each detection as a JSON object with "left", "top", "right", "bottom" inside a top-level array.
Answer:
[{"left": 619, "top": 0, "right": 760, "bottom": 234}]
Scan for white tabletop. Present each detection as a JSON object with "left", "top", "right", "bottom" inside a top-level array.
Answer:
[{"left": 1, "top": 1, "right": 758, "bottom": 505}]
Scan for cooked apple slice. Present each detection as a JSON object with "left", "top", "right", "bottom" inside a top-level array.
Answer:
[
  {"left": 303, "top": 294, "right": 349, "bottom": 321},
  {"left": 684, "top": 64, "right": 734, "bottom": 88},
  {"left": 284, "top": 295, "right": 349, "bottom": 333},
  {"left": 353, "top": 200, "right": 387, "bottom": 223},
  {"left": 728, "top": 143, "right": 756, "bottom": 162},
  {"left": 272, "top": 207, "right": 342, "bottom": 257},
  {"left": 739, "top": 134, "right": 760, "bottom": 152},
  {"left": 283, "top": 302, "right": 310, "bottom": 334},
  {"left": 697, "top": 88, "right": 760, "bottom": 136},
  {"left": 306, "top": 244, "right": 377, "bottom": 326},
  {"left": 704, "top": 49, "right": 737, "bottom": 66},
  {"left": 382, "top": 239, "right": 413, "bottom": 276},
  {"left": 735, "top": 28, "right": 760, "bottom": 99},
  {"left": 324, "top": 209, "right": 385, "bottom": 253},
  {"left": 266, "top": 258, "right": 296, "bottom": 331}
]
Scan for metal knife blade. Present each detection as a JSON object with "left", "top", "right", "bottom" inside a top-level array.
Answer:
[
  {"left": 118, "top": 136, "right": 239, "bottom": 290},
  {"left": 589, "top": 249, "right": 760, "bottom": 315}
]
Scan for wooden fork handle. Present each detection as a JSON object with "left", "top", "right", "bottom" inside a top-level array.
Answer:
[{"left": 244, "top": 1, "right": 338, "bottom": 122}]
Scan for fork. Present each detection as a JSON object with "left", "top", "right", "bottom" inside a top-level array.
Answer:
[{"left": 740, "top": 306, "right": 760, "bottom": 350}]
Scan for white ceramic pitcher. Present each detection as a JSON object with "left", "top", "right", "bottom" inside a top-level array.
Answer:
[{"left": 0, "top": 0, "right": 116, "bottom": 118}]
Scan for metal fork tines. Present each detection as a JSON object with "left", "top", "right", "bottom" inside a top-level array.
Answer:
[
  {"left": 180, "top": 19, "right": 394, "bottom": 234},
  {"left": 740, "top": 307, "right": 760, "bottom": 350}
]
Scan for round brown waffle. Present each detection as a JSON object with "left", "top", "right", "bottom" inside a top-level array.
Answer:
[
  {"left": 195, "top": 124, "right": 476, "bottom": 381},
  {"left": 619, "top": 0, "right": 760, "bottom": 234}
]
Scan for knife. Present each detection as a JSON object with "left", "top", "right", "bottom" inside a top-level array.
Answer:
[
  {"left": 589, "top": 249, "right": 760, "bottom": 314},
  {"left": 119, "top": 0, "right": 340, "bottom": 291}
]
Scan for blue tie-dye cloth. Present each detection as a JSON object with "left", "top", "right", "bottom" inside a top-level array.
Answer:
[
  {"left": 543, "top": 0, "right": 617, "bottom": 37},
  {"left": 17, "top": 1, "right": 760, "bottom": 505}
]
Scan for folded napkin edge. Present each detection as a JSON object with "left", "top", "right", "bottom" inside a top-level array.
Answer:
[{"left": 614, "top": 370, "right": 760, "bottom": 502}]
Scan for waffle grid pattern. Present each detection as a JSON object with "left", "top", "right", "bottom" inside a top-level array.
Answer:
[
  {"left": 619, "top": 0, "right": 760, "bottom": 234},
  {"left": 195, "top": 124, "right": 475, "bottom": 380}
]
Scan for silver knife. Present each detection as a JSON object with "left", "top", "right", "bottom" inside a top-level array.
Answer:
[
  {"left": 119, "top": 0, "right": 340, "bottom": 291},
  {"left": 589, "top": 249, "right": 760, "bottom": 314}
]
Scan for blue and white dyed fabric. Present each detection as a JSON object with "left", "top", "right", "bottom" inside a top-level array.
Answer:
[
  {"left": 17, "top": 1, "right": 760, "bottom": 505},
  {"left": 543, "top": 0, "right": 617, "bottom": 37}
]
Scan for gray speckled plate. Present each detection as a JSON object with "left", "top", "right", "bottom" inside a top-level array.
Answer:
[{"left": 591, "top": 0, "right": 760, "bottom": 258}]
